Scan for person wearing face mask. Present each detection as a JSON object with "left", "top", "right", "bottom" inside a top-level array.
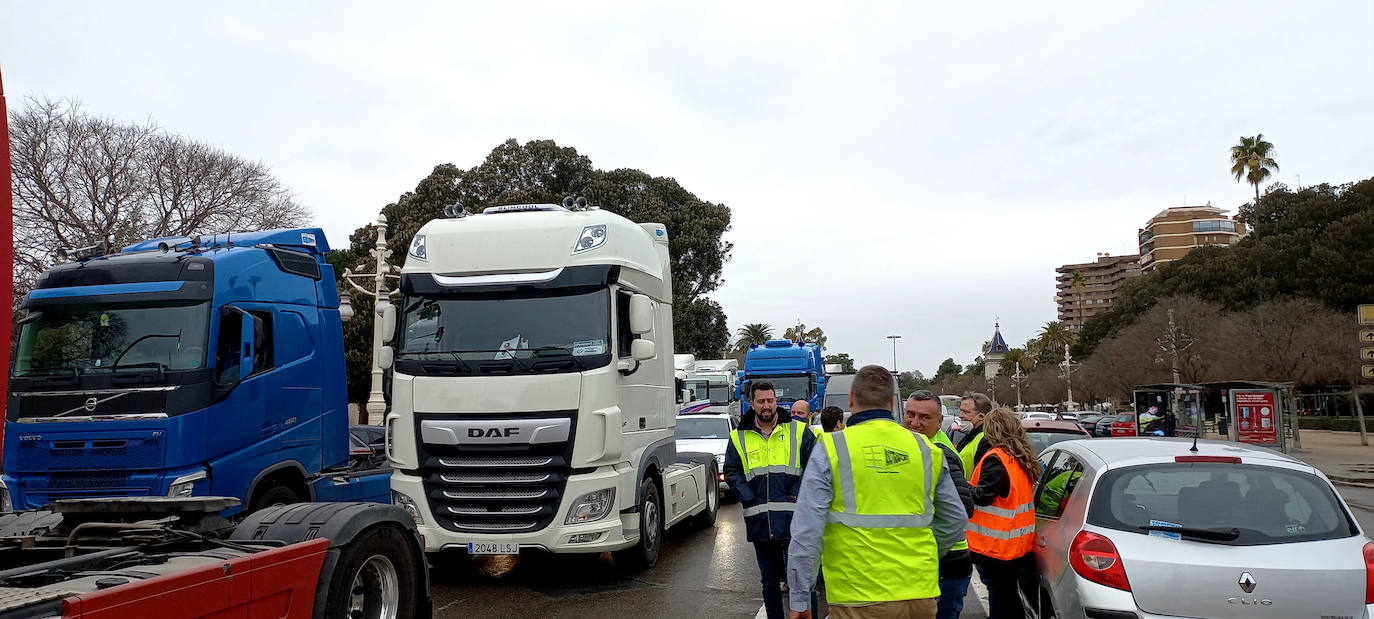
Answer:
[
  {"left": 955, "top": 392, "right": 994, "bottom": 477},
  {"left": 725, "top": 380, "right": 818, "bottom": 619}
]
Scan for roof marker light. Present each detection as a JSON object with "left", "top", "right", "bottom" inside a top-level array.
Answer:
[{"left": 572, "top": 224, "right": 607, "bottom": 255}]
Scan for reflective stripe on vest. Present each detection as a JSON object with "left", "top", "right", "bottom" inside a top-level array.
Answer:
[
  {"left": 730, "top": 420, "right": 805, "bottom": 480},
  {"left": 966, "top": 447, "right": 1035, "bottom": 560},
  {"left": 742, "top": 502, "right": 797, "bottom": 517},
  {"left": 930, "top": 431, "right": 970, "bottom": 553},
  {"left": 821, "top": 419, "right": 943, "bottom": 605}
]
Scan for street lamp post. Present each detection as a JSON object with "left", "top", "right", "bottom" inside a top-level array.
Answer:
[
  {"left": 339, "top": 214, "right": 400, "bottom": 425},
  {"left": 1011, "top": 362, "right": 1026, "bottom": 411},
  {"left": 886, "top": 335, "right": 901, "bottom": 373},
  {"left": 1059, "top": 344, "right": 1079, "bottom": 412}
]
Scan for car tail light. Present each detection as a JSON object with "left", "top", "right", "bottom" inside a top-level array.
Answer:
[
  {"left": 1070, "top": 531, "right": 1130, "bottom": 591},
  {"left": 1363, "top": 541, "right": 1374, "bottom": 604},
  {"left": 1175, "top": 456, "right": 1242, "bottom": 464}
]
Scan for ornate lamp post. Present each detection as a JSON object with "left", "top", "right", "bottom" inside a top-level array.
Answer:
[
  {"left": 1059, "top": 344, "right": 1080, "bottom": 412},
  {"left": 339, "top": 214, "right": 399, "bottom": 425},
  {"left": 1011, "top": 362, "right": 1026, "bottom": 411}
]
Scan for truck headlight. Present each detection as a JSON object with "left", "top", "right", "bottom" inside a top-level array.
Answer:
[
  {"left": 167, "top": 469, "right": 207, "bottom": 497},
  {"left": 0, "top": 480, "right": 11, "bottom": 513},
  {"left": 565, "top": 488, "right": 615, "bottom": 525},
  {"left": 393, "top": 491, "right": 425, "bottom": 526},
  {"left": 408, "top": 234, "right": 427, "bottom": 260}
]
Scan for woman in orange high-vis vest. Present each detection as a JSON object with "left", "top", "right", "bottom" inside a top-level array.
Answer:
[{"left": 967, "top": 408, "right": 1040, "bottom": 619}]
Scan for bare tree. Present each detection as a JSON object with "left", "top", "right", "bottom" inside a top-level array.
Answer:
[{"left": 9, "top": 98, "right": 310, "bottom": 306}]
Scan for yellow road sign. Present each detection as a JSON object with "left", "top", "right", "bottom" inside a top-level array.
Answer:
[
  {"left": 1364, "top": 330, "right": 1374, "bottom": 343},
  {"left": 1362, "top": 304, "right": 1374, "bottom": 325},
  {"left": 1365, "top": 348, "right": 1374, "bottom": 361},
  {"left": 1365, "top": 365, "right": 1374, "bottom": 380}
]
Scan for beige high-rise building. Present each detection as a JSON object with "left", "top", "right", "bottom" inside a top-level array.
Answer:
[
  {"left": 1138, "top": 204, "right": 1247, "bottom": 272},
  {"left": 1056, "top": 254, "right": 1141, "bottom": 332}
]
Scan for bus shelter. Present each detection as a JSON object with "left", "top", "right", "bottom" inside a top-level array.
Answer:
[
  {"left": 1132, "top": 383, "right": 1204, "bottom": 438},
  {"left": 1199, "top": 381, "right": 1292, "bottom": 452}
]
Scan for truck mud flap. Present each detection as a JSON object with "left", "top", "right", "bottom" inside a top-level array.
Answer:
[{"left": 231, "top": 502, "right": 431, "bottom": 619}]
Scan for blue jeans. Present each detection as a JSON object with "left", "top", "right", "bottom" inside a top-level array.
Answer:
[
  {"left": 937, "top": 576, "right": 971, "bottom": 619},
  {"left": 754, "top": 541, "right": 817, "bottom": 619}
]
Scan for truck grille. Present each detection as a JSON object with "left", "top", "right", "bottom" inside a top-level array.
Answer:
[{"left": 415, "top": 412, "right": 576, "bottom": 535}]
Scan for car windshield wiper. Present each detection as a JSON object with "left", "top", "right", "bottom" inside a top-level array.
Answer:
[
  {"left": 112, "top": 331, "right": 182, "bottom": 367},
  {"left": 111, "top": 361, "right": 168, "bottom": 375},
  {"left": 1138, "top": 524, "right": 1240, "bottom": 541},
  {"left": 533, "top": 346, "right": 589, "bottom": 370}
]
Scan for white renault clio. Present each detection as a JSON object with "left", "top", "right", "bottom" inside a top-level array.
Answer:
[{"left": 1032, "top": 437, "right": 1373, "bottom": 619}]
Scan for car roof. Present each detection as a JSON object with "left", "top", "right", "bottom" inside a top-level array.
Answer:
[
  {"left": 1061, "top": 437, "right": 1312, "bottom": 472},
  {"left": 1022, "top": 419, "right": 1087, "bottom": 432},
  {"left": 676, "top": 412, "right": 732, "bottom": 420}
]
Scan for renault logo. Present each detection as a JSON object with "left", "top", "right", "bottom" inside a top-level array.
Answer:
[
  {"left": 1238, "top": 572, "right": 1257, "bottom": 594},
  {"left": 84, "top": 397, "right": 99, "bottom": 412}
]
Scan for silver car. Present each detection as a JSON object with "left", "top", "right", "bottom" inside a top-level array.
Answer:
[{"left": 1031, "top": 437, "right": 1373, "bottom": 619}]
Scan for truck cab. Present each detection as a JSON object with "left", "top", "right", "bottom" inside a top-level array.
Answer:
[
  {"left": 3, "top": 230, "right": 386, "bottom": 514},
  {"left": 686, "top": 359, "right": 740, "bottom": 422},
  {"left": 739, "top": 340, "right": 827, "bottom": 416},
  {"left": 385, "top": 202, "right": 715, "bottom": 567}
]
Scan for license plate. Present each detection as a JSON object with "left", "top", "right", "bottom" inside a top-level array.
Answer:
[{"left": 467, "top": 542, "right": 519, "bottom": 555}]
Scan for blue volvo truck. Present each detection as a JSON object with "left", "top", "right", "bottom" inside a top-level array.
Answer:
[
  {"left": 3, "top": 229, "right": 389, "bottom": 514},
  {"left": 738, "top": 340, "right": 827, "bottom": 416}
]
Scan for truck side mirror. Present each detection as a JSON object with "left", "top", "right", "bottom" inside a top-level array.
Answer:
[
  {"left": 631, "top": 339, "right": 655, "bottom": 361},
  {"left": 242, "top": 311, "right": 263, "bottom": 376},
  {"left": 381, "top": 304, "right": 397, "bottom": 344},
  {"left": 628, "top": 294, "right": 653, "bottom": 335},
  {"left": 378, "top": 345, "right": 395, "bottom": 370}
]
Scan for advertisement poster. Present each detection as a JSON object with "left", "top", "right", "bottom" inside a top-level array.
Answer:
[{"left": 1233, "top": 390, "right": 1278, "bottom": 445}]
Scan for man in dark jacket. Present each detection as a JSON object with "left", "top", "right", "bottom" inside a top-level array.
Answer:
[
  {"left": 725, "top": 380, "right": 818, "bottom": 619},
  {"left": 905, "top": 390, "right": 975, "bottom": 619}
]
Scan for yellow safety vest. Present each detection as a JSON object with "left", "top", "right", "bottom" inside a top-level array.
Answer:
[
  {"left": 930, "top": 430, "right": 969, "bottom": 553},
  {"left": 729, "top": 420, "right": 807, "bottom": 518},
  {"left": 821, "top": 419, "right": 943, "bottom": 605},
  {"left": 958, "top": 430, "right": 985, "bottom": 476}
]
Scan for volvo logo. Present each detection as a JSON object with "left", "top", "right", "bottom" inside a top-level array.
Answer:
[
  {"left": 1238, "top": 572, "right": 1257, "bottom": 594},
  {"left": 83, "top": 397, "right": 99, "bottom": 412}
]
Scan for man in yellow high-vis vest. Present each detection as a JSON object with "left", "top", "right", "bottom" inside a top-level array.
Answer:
[
  {"left": 904, "top": 390, "right": 976, "bottom": 619},
  {"left": 955, "top": 392, "right": 993, "bottom": 476},
  {"left": 786, "top": 366, "right": 967, "bottom": 619}
]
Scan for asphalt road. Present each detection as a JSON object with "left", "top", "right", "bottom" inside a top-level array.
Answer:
[{"left": 426, "top": 502, "right": 990, "bottom": 619}]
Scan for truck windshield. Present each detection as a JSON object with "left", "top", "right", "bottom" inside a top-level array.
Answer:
[
  {"left": 397, "top": 288, "right": 612, "bottom": 371},
  {"left": 686, "top": 380, "right": 732, "bottom": 404},
  {"left": 14, "top": 302, "right": 210, "bottom": 376},
  {"left": 757, "top": 375, "right": 812, "bottom": 402}
]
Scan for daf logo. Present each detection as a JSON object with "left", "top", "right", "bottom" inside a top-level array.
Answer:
[
  {"left": 83, "top": 397, "right": 99, "bottom": 412},
  {"left": 468, "top": 427, "right": 519, "bottom": 438},
  {"left": 1238, "top": 572, "right": 1257, "bottom": 594}
]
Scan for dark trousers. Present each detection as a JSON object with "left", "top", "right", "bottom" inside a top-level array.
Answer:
[
  {"left": 754, "top": 540, "right": 817, "bottom": 619},
  {"left": 972, "top": 553, "right": 1037, "bottom": 619}
]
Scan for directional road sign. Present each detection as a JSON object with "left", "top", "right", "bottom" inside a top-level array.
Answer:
[
  {"left": 1362, "top": 304, "right": 1374, "bottom": 325},
  {"left": 1364, "top": 365, "right": 1374, "bottom": 380},
  {"left": 1365, "top": 348, "right": 1374, "bottom": 361},
  {"left": 1363, "top": 330, "right": 1374, "bottom": 344}
]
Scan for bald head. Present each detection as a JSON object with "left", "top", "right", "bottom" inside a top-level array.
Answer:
[{"left": 790, "top": 400, "right": 811, "bottom": 422}]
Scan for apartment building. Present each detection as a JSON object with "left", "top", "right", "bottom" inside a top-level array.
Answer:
[
  {"left": 1138, "top": 204, "right": 1247, "bottom": 272},
  {"left": 1055, "top": 253, "right": 1141, "bottom": 332}
]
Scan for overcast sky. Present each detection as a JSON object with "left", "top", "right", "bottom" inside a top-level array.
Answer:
[{"left": 4, "top": 1, "right": 1372, "bottom": 374}]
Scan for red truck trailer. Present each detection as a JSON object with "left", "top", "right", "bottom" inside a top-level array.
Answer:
[{"left": 0, "top": 65, "right": 427, "bottom": 619}]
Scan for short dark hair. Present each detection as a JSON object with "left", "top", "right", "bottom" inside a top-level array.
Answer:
[
  {"left": 750, "top": 381, "right": 775, "bottom": 399},
  {"left": 961, "top": 392, "right": 993, "bottom": 414},
  {"left": 820, "top": 406, "right": 845, "bottom": 432},
  {"left": 851, "top": 365, "right": 895, "bottom": 410},
  {"left": 907, "top": 389, "right": 936, "bottom": 402}
]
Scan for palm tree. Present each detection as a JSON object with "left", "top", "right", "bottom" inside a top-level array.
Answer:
[
  {"left": 1037, "top": 321, "right": 1075, "bottom": 355},
  {"left": 1070, "top": 271, "right": 1086, "bottom": 332},
  {"left": 1230, "top": 134, "right": 1280, "bottom": 221},
  {"left": 735, "top": 323, "right": 773, "bottom": 349}
]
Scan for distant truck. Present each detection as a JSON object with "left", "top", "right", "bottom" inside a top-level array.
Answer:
[
  {"left": 384, "top": 201, "right": 717, "bottom": 570},
  {"left": 819, "top": 368, "right": 901, "bottom": 421},
  {"left": 739, "top": 340, "right": 827, "bottom": 416},
  {"left": 683, "top": 358, "right": 740, "bottom": 420},
  {"left": 3, "top": 229, "right": 390, "bottom": 514}
]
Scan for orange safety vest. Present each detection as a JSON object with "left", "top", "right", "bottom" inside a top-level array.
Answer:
[{"left": 966, "top": 447, "right": 1035, "bottom": 560}]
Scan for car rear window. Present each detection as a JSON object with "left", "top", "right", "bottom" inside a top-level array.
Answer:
[
  {"left": 1027, "top": 430, "right": 1086, "bottom": 454},
  {"left": 1116, "top": 414, "right": 1134, "bottom": 422},
  {"left": 1087, "top": 462, "right": 1358, "bottom": 546}
]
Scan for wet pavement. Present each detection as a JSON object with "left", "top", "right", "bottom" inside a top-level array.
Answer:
[{"left": 426, "top": 501, "right": 989, "bottom": 618}]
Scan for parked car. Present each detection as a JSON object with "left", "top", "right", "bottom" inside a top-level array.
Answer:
[
  {"left": 1095, "top": 416, "right": 1116, "bottom": 437},
  {"left": 1026, "top": 412, "right": 1055, "bottom": 421},
  {"left": 1023, "top": 419, "right": 1092, "bottom": 454},
  {"left": 1077, "top": 414, "right": 1105, "bottom": 434},
  {"left": 1110, "top": 413, "right": 1138, "bottom": 437},
  {"left": 674, "top": 413, "right": 736, "bottom": 496},
  {"left": 1030, "top": 437, "right": 1372, "bottom": 619}
]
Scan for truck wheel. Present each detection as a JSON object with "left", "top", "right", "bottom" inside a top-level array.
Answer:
[
  {"left": 690, "top": 462, "right": 719, "bottom": 528},
  {"left": 321, "top": 524, "right": 420, "bottom": 619},
  {"left": 250, "top": 485, "right": 300, "bottom": 513},
  {"left": 613, "top": 476, "right": 662, "bottom": 571}
]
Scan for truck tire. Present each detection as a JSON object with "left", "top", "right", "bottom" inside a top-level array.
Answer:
[
  {"left": 249, "top": 485, "right": 300, "bottom": 513},
  {"left": 690, "top": 461, "right": 719, "bottom": 529},
  {"left": 613, "top": 476, "right": 662, "bottom": 571},
  {"left": 320, "top": 524, "right": 420, "bottom": 619}
]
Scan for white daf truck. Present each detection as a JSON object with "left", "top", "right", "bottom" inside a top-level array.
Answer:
[
  {"left": 382, "top": 200, "right": 718, "bottom": 569},
  {"left": 688, "top": 358, "right": 740, "bottom": 420}
]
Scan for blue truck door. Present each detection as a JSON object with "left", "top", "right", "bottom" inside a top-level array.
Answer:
[{"left": 213, "top": 306, "right": 283, "bottom": 462}]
